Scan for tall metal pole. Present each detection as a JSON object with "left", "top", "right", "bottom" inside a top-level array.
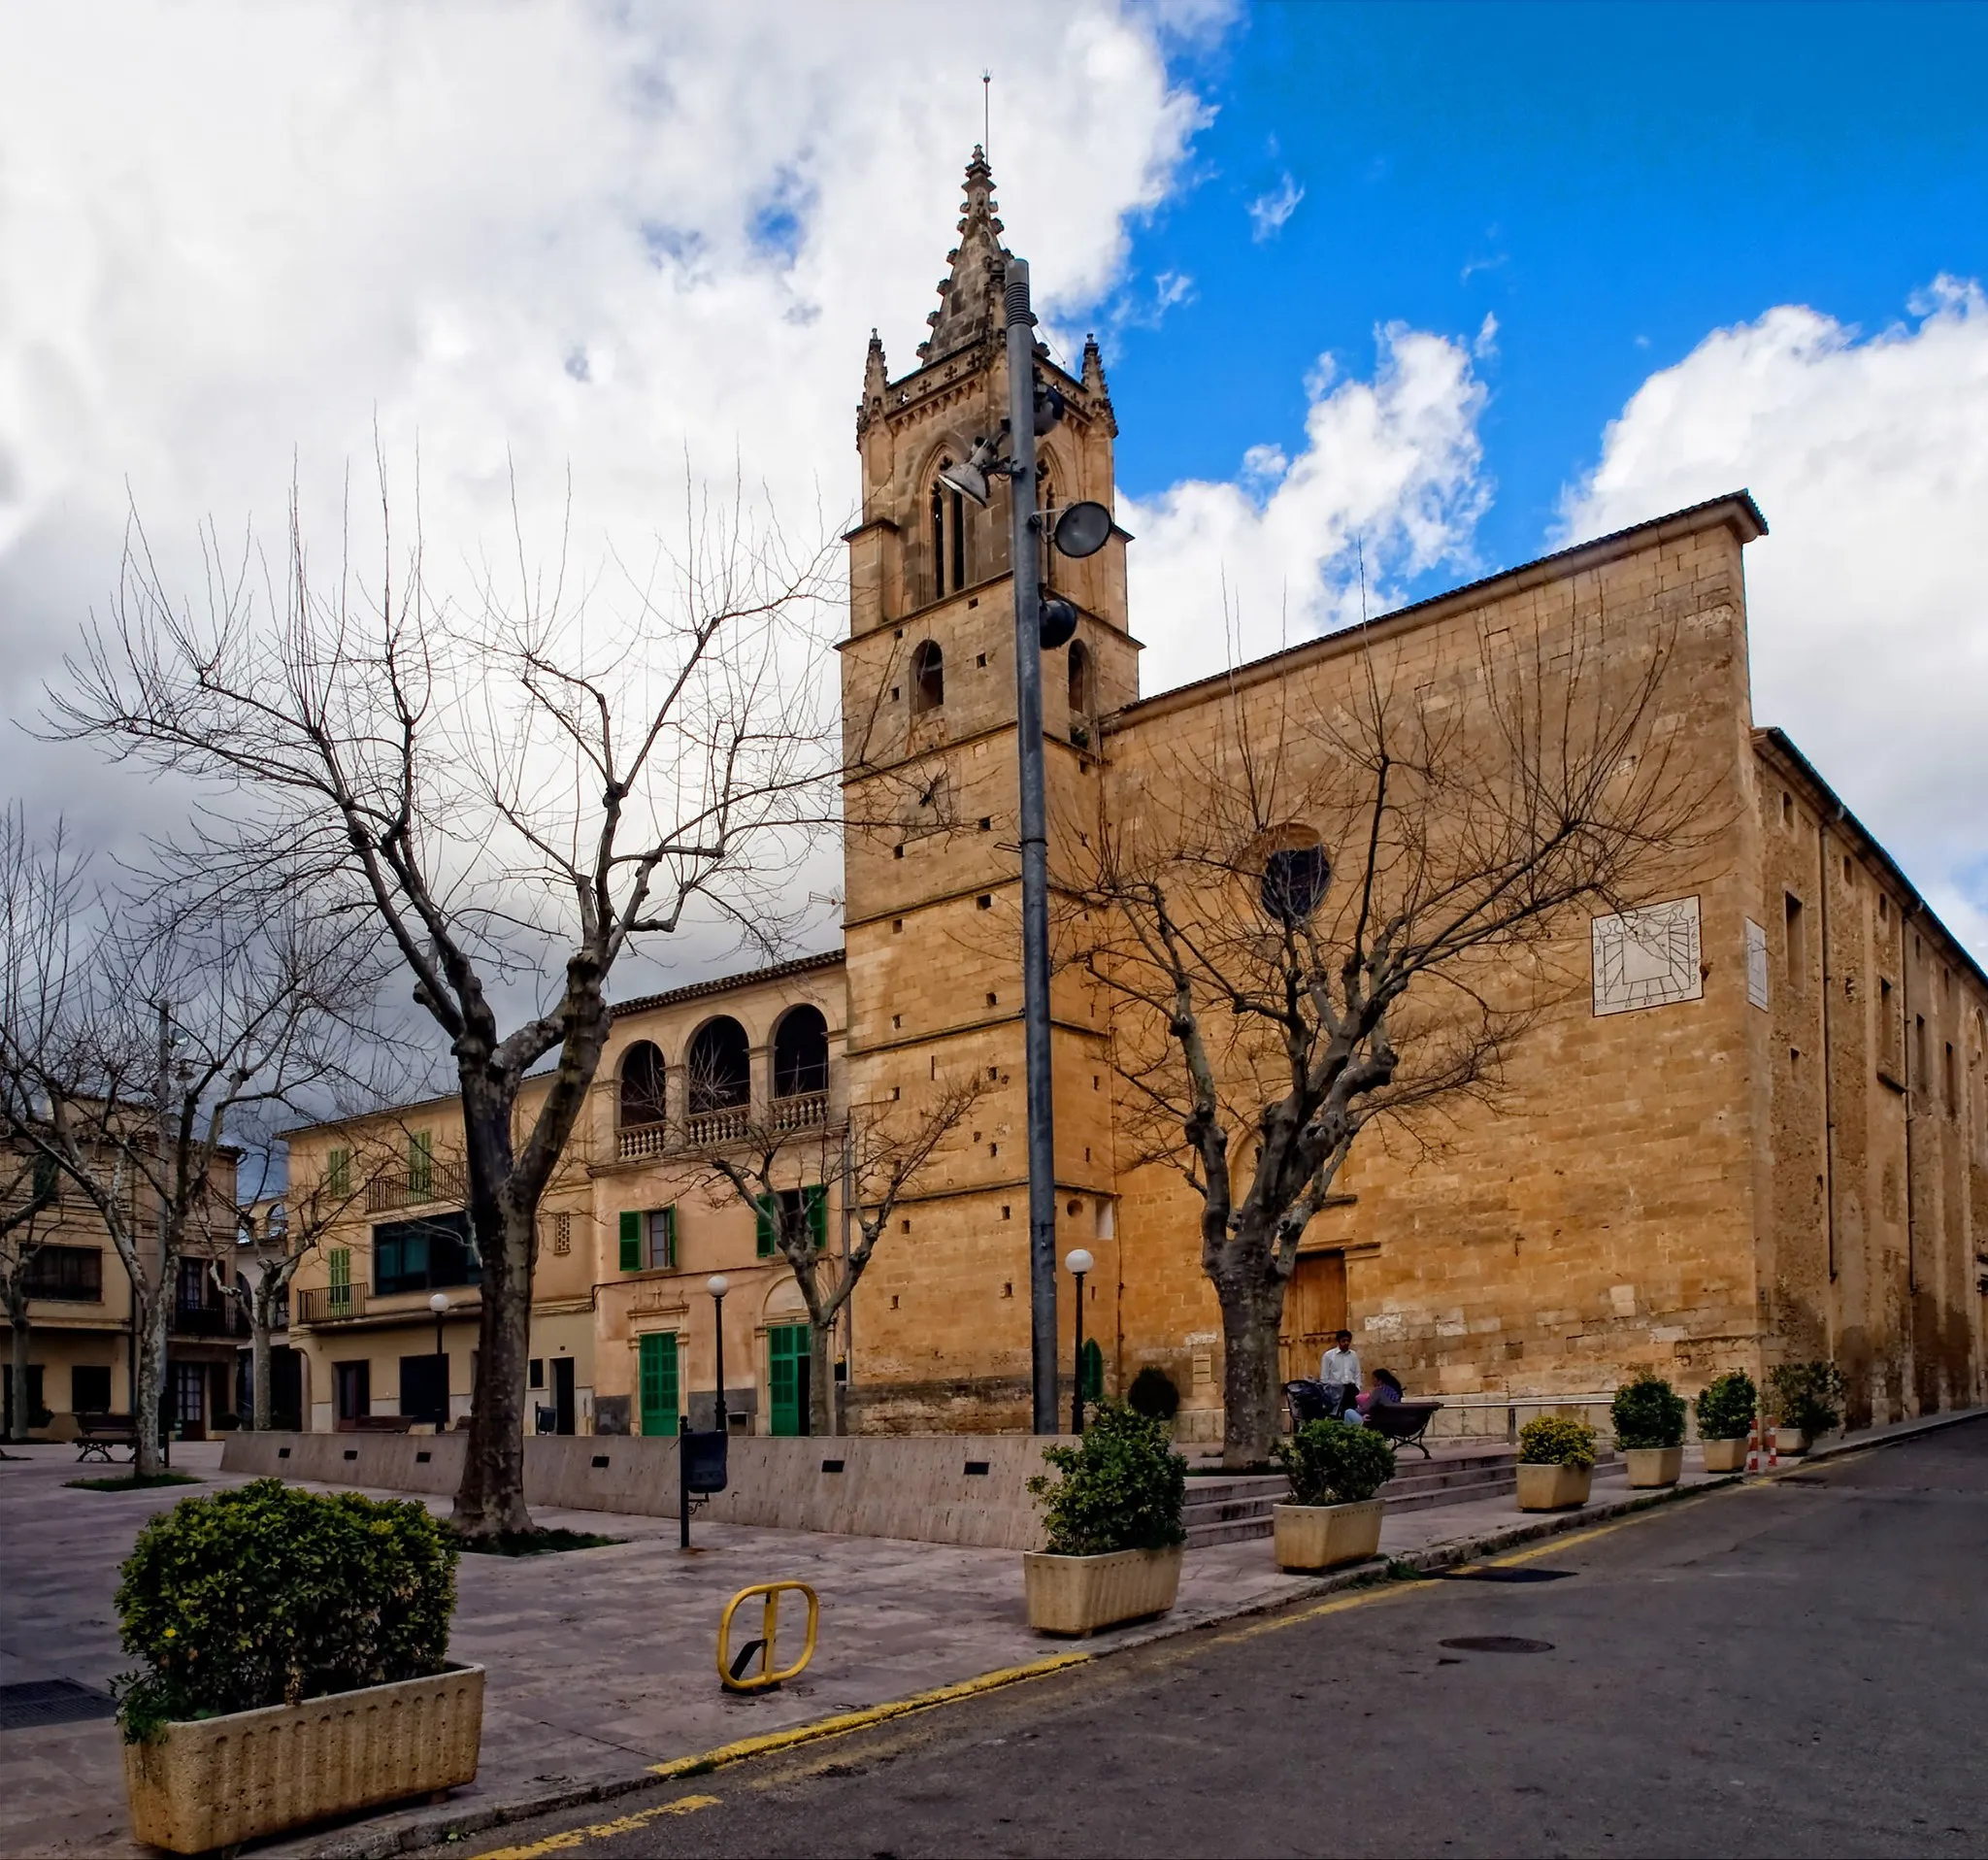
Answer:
[{"left": 1004, "top": 257, "right": 1058, "bottom": 1435}]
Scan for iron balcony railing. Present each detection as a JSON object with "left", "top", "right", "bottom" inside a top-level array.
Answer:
[
  {"left": 294, "top": 1280, "right": 369, "bottom": 1326},
  {"left": 172, "top": 1303, "right": 249, "bottom": 1339},
  {"left": 367, "top": 1162, "right": 468, "bottom": 1213}
]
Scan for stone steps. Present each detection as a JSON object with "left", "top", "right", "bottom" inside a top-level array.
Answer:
[{"left": 1180, "top": 1446, "right": 1624, "bottom": 1547}]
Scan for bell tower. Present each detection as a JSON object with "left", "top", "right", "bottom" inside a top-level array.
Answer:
[{"left": 838, "top": 149, "right": 1136, "bottom": 1430}]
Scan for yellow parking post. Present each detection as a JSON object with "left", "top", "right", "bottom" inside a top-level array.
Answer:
[{"left": 717, "top": 1580, "right": 819, "bottom": 1692}]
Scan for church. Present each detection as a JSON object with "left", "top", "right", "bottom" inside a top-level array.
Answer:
[{"left": 274, "top": 151, "right": 1988, "bottom": 1448}]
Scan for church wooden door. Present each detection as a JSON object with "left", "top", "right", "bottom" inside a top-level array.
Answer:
[{"left": 1278, "top": 1251, "right": 1349, "bottom": 1387}]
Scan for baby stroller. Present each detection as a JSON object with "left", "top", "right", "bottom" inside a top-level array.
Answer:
[{"left": 1283, "top": 1378, "right": 1356, "bottom": 1431}]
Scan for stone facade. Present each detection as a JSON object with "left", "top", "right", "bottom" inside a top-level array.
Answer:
[{"left": 278, "top": 150, "right": 1987, "bottom": 1443}]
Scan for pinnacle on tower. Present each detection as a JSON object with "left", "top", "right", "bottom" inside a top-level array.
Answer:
[{"left": 915, "top": 145, "right": 1011, "bottom": 363}]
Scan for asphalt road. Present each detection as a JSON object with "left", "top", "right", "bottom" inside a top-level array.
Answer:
[{"left": 458, "top": 1422, "right": 1988, "bottom": 1860}]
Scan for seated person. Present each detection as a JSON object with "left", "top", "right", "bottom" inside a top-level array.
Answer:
[{"left": 1355, "top": 1368, "right": 1405, "bottom": 1416}]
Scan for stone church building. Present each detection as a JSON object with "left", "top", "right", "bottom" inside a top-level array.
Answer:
[{"left": 275, "top": 152, "right": 1986, "bottom": 1446}]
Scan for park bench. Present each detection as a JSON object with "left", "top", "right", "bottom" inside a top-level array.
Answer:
[
  {"left": 1369, "top": 1400, "right": 1442, "bottom": 1459},
  {"left": 340, "top": 1413, "right": 416, "bottom": 1434},
  {"left": 75, "top": 1413, "right": 138, "bottom": 1462}
]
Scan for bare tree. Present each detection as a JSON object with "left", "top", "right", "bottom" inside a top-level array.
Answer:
[
  {"left": 48, "top": 468, "right": 837, "bottom": 1532},
  {"left": 0, "top": 829, "right": 386, "bottom": 1477},
  {"left": 1074, "top": 609, "right": 1714, "bottom": 1466},
  {"left": 678, "top": 1066, "right": 984, "bottom": 1435},
  {"left": 0, "top": 1148, "right": 61, "bottom": 1442}
]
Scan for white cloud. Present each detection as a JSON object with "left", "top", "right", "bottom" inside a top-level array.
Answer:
[
  {"left": 1559, "top": 279, "right": 1988, "bottom": 949},
  {"left": 0, "top": 0, "right": 1220, "bottom": 884},
  {"left": 1246, "top": 171, "right": 1304, "bottom": 242},
  {"left": 1122, "top": 322, "right": 1492, "bottom": 689}
]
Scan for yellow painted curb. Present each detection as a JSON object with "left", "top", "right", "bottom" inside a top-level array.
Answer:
[
  {"left": 475, "top": 1793, "right": 719, "bottom": 1860},
  {"left": 646, "top": 1648, "right": 1094, "bottom": 1782}
]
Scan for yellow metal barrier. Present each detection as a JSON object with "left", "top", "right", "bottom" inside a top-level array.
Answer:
[{"left": 717, "top": 1580, "right": 819, "bottom": 1692}]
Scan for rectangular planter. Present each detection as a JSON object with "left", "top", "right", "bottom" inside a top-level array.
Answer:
[
  {"left": 1515, "top": 1462, "right": 1593, "bottom": 1511},
  {"left": 1023, "top": 1545, "right": 1183, "bottom": 1637},
  {"left": 1773, "top": 1427, "right": 1810, "bottom": 1456},
  {"left": 1273, "top": 1500, "right": 1385, "bottom": 1572},
  {"left": 1623, "top": 1445, "right": 1684, "bottom": 1488},
  {"left": 122, "top": 1664, "right": 483, "bottom": 1854},
  {"left": 1701, "top": 1437, "right": 1748, "bottom": 1473}
]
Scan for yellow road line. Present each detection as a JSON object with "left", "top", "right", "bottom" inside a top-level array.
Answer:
[
  {"left": 474, "top": 1793, "right": 719, "bottom": 1859},
  {"left": 646, "top": 1648, "right": 1094, "bottom": 1782}
]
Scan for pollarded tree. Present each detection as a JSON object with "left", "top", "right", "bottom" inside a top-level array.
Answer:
[
  {"left": 50, "top": 471, "right": 837, "bottom": 1533},
  {"left": 1074, "top": 607, "right": 1714, "bottom": 1466},
  {"left": 0, "top": 1148, "right": 61, "bottom": 1442}
]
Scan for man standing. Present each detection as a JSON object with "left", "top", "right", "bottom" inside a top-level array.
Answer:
[{"left": 1318, "top": 1329, "right": 1362, "bottom": 1421}]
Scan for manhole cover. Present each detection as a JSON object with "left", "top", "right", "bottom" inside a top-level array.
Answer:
[
  {"left": 0, "top": 1679, "right": 117, "bottom": 1732},
  {"left": 1440, "top": 1636, "right": 1555, "bottom": 1654},
  {"left": 1439, "top": 1568, "right": 1574, "bottom": 1584}
]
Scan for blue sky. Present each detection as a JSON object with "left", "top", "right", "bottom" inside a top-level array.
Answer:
[{"left": 1107, "top": 1, "right": 1988, "bottom": 584}]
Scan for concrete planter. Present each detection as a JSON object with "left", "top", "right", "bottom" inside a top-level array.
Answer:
[
  {"left": 1023, "top": 1545, "right": 1183, "bottom": 1637},
  {"left": 1623, "top": 1445, "right": 1684, "bottom": 1488},
  {"left": 1515, "top": 1462, "right": 1593, "bottom": 1511},
  {"left": 122, "top": 1664, "right": 483, "bottom": 1853},
  {"left": 1773, "top": 1426, "right": 1810, "bottom": 1456},
  {"left": 1701, "top": 1437, "right": 1748, "bottom": 1473},
  {"left": 1272, "top": 1500, "right": 1385, "bottom": 1572}
]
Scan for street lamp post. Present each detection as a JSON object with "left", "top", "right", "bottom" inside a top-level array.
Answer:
[
  {"left": 427, "top": 1293, "right": 449, "bottom": 1430},
  {"left": 1064, "top": 1248, "right": 1093, "bottom": 1435},
  {"left": 706, "top": 1276, "right": 730, "bottom": 1435}
]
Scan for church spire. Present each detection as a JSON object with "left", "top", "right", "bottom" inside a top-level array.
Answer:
[{"left": 916, "top": 145, "right": 1010, "bottom": 363}]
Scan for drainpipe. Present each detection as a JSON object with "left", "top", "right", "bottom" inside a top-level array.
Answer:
[{"left": 1820, "top": 809, "right": 1841, "bottom": 1290}]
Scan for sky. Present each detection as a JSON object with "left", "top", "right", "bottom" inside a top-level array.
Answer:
[{"left": 3, "top": 0, "right": 1987, "bottom": 977}]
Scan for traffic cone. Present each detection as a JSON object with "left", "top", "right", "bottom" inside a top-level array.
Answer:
[
  {"left": 1766, "top": 1416, "right": 1780, "bottom": 1471},
  {"left": 1744, "top": 1416, "right": 1760, "bottom": 1476}
]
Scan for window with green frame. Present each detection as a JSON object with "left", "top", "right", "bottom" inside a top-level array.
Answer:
[
  {"left": 756, "top": 1185, "right": 828, "bottom": 1257},
  {"left": 326, "top": 1147, "right": 351, "bottom": 1200},
  {"left": 638, "top": 1331, "right": 679, "bottom": 1436},
  {"left": 618, "top": 1206, "right": 677, "bottom": 1272},
  {"left": 327, "top": 1246, "right": 352, "bottom": 1311},
  {"left": 408, "top": 1130, "right": 433, "bottom": 1198}
]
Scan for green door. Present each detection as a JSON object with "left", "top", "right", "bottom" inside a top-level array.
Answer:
[
  {"left": 638, "top": 1332, "right": 679, "bottom": 1438},
  {"left": 768, "top": 1324, "right": 811, "bottom": 1437}
]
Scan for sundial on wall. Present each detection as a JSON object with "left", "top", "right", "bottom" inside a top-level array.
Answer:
[{"left": 1591, "top": 896, "right": 1704, "bottom": 1015}]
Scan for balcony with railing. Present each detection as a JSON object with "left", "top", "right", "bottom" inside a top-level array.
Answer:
[
  {"left": 172, "top": 1301, "right": 249, "bottom": 1340},
  {"left": 617, "top": 1120, "right": 669, "bottom": 1163},
  {"left": 771, "top": 1089, "right": 829, "bottom": 1132},
  {"left": 367, "top": 1161, "right": 468, "bottom": 1214},
  {"left": 294, "top": 1280, "right": 369, "bottom": 1326}
]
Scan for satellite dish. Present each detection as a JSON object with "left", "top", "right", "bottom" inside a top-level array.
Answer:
[
  {"left": 1038, "top": 596, "right": 1078, "bottom": 650},
  {"left": 1051, "top": 500, "right": 1112, "bottom": 560}
]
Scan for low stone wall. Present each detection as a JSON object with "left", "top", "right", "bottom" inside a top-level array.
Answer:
[{"left": 221, "top": 1430, "right": 1068, "bottom": 1551}]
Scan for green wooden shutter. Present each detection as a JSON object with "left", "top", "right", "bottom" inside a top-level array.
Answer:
[
  {"left": 409, "top": 1130, "right": 433, "bottom": 1197},
  {"left": 327, "top": 1147, "right": 350, "bottom": 1199},
  {"left": 328, "top": 1247, "right": 351, "bottom": 1310},
  {"left": 755, "top": 1195, "right": 778, "bottom": 1257},
  {"left": 662, "top": 1205, "right": 677, "bottom": 1269},
  {"left": 638, "top": 1332, "right": 679, "bottom": 1436},
  {"left": 805, "top": 1184, "right": 828, "bottom": 1251},
  {"left": 618, "top": 1210, "right": 642, "bottom": 1273},
  {"left": 768, "top": 1324, "right": 807, "bottom": 1436}
]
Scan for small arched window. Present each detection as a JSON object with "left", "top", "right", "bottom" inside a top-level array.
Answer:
[
  {"left": 772, "top": 1005, "right": 829, "bottom": 1099},
  {"left": 911, "top": 640, "right": 944, "bottom": 715},
  {"left": 685, "top": 1016, "right": 750, "bottom": 1113},
  {"left": 1067, "top": 640, "right": 1092, "bottom": 717},
  {"left": 1260, "top": 837, "right": 1330, "bottom": 927},
  {"left": 618, "top": 1041, "right": 668, "bottom": 1128},
  {"left": 929, "top": 467, "right": 967, "bottom": 600}
]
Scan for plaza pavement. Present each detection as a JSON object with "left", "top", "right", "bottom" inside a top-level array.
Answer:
[{"left": 0, "top": 1412, "right": 1972, "bottom": 1859}]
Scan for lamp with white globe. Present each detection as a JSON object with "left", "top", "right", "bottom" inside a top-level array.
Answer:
[{"left": 1064, "top": 1247, "right": 1095, "bottom": 1435}]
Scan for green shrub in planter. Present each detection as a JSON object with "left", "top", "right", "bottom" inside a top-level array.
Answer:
[
  {"left": 1027, "top": 1401, "right": 1186, "bottom": 1556},
  {"left": 1610, "top": 1370, "right": 1686, "bottom": 1450},
  {"left": 114, "top": 1478, "right": 457, "bottom": 1742},
  {"left": 1273, "top": 1419, "right": 1397, "bottom": 1506},
  {"left": 1517, "top": 1414, "right": 1597, "bottom": 1471},
  {"left": 1695, "top": 1369, "right": 1758, "bottom": 1442},
  {"left": 1126, "top": 1365, "right": 1180, "bottom": 1423},
  {"left": 1767, "top": 1360, "right": 1845, "bottom": 1437}
]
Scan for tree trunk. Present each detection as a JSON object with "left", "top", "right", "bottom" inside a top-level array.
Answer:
[
  {"left": 132, "top": 1287, "right": 170, "bottom": 1478},
  {"left": 7, "top": 1287, "right": 30, "bottom": 1443},
  {"left": 1214, "top": 1276, "right": 1287, "bottom": 1469},
  {"left": 249, "top": 1283, "right": 274, "bottom": 1433},
  {"left": 808, "top": 1310, "right": 836, "bottom": 1438}
]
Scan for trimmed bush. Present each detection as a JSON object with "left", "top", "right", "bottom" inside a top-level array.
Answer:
[
  {"left": 1768, "top": 1360, "right": 1845, "bottom": 1437},
  {"left": 1126, "top": 1365, "right": 1180, "bottom": 1422},
  {"left": 1518, "top": 1414, "right": 1597, "bottom": 1471},
  {"left": 1695, "top": 1369, "right": 1758, "bottom": 1443},
  {"left": 1027, "top": 1400, "right": 1186, "bottom": 1557},
  {"left": 1274, "top": 1419, "right": 1397, "bottom": 1507},
  {"left": 1611, "top": 1370, "right": 1687, "bottom": 1450},
  {"left": 114, "top": 1478, "right": 457, "bottom": 1742}
]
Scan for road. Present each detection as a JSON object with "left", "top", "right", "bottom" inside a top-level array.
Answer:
[{"left": 454, "top": 1422, "right": 1988, "bottom": 1860}]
